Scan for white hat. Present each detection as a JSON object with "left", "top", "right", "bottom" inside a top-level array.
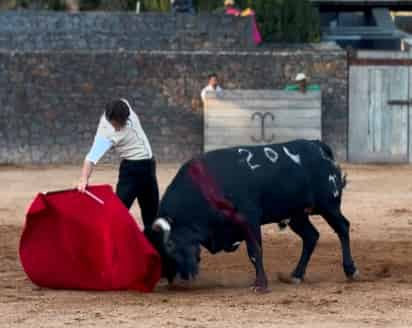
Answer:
[
  {"left": 295, "top": 73, "right": 307, "bottom": 81},
  {"left": 224, "top": 0, "right": 235, "bottom": 6}
]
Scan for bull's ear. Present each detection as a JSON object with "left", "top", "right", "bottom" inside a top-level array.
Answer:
[{"left": 166, "top": 217, "right": 174, "bottom": 224}]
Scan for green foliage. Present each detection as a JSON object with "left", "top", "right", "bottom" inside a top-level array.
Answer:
[
  {"left": 280, "top": 0, "right": 320, "bottom": 42},
  {"left": 236, "top": 0, "right": 253, "bottom": 8},
  {"left": 194, "top": 0, "right": 320, "bottom": 42},
  {"left": 193, "top": 0, "right": 220, "bottom": 12},
  {"left": 79, "top": 0, "right": 99, "bottom": 10},
  {"left": 253, "top": 0, "right": 283, "bottom": 42},
  {"left": 246, "top": 0, "right": 320, "bottom": 42},
  {"left": 15, "top": 0, "right": 66, "bottom": 10},
  {"left": 140, "top": 0, "right": 169, "bottom": 12}
]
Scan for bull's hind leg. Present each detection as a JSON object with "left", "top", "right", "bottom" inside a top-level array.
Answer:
[
  {"left": 279, "top": 214, "right": 319, "bottom": 284},
  {"left": 322, "top": 209, "right": 359, "bottom": 280}
]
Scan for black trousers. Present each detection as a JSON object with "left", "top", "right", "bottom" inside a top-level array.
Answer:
[{"left": 116, "top": 158, "right": 159, "bottom": 228}]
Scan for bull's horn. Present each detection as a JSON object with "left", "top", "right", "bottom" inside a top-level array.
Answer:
[{"left": 152, "top": 218, "right": 171, "bottom": 245}]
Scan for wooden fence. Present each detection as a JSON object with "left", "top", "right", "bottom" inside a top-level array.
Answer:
[{"left": 203, "top": 90, "right": 322, "bottom": 152}]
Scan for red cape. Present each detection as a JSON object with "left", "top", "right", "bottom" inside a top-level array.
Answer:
[{"left": 20, "top": 185, "right": 161, "bottom": 292}]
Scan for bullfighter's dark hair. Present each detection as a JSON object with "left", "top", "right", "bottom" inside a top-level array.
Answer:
[
  {"left": 105, "top": 99, "right": 130, "bottom": 127},
  {"left": 208, "top": 73, "right": 218, "bottom": 80}
]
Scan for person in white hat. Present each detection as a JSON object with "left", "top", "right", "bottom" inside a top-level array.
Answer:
[{"left": 285, "top": 73, "right": 320, "bottom": 93}]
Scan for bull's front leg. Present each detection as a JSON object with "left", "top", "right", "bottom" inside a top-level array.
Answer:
[{"left": 245, "top": 225, "right": 270, "bottom": 293}]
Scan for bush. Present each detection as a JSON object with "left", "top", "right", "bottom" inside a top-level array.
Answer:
[
  {"left": 195, "top": 0, "right": 320, "bottom": 42},
  {"left": 194, "top": 0, "right": 220, "bottom": 12},
  {"left": 250, "top": 0, "right": 320, "bottom": 42},
  {"left": 280, "top": 0, "right": 320, "bottom": 42},
  {"left": 139, "top": 0, "right": 170, "bottom": 12}
]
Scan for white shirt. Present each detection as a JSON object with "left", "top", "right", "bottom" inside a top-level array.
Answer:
[
  {"left": 201, "top": 85, "right": 223, "bottom": 102},
  {"left": 86, "top": 99, "right": 152, "bottom": 164}
]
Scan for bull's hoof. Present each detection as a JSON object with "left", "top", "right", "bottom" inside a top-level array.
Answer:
[
  {"left": 168, "top": 283, "right": 191, "bottom": 291},
  {"left": 278, "top": 273, "right": 302, "bottom": 285},
  {"left": 167, "top": 278, "right": 193, "bottom": 291},
  {"left": 250, "top": 286, "right": 271, "bottom": 294},
  {"left": 346, "top": 269, "right": 361, "bottom": 282}
]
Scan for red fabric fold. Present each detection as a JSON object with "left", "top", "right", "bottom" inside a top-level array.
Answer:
[{"left": 19, "top": 185, "right": 161, "bottom": 292}]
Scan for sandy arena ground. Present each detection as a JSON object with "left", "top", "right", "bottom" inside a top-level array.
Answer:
[{"left": 1, "top": 163, "right": 412, "bottom": 328}]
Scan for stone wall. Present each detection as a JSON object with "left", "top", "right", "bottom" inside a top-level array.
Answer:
[
  {"left": 0, "top": 11, "right": 254, "bottom": 51},
  {"left": 0, "top": 44, "right": 348, "bottom": 164}
]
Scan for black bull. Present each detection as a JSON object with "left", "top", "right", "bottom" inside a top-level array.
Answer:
[{"left": 145, "top": 139, "right": 359, "bottom": 292}]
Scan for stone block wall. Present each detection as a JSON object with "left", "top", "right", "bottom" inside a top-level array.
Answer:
[
  {"left": 0, "top": 44, "right": 348, "bottom": 164},
  {"left": 0, "top": 11, "right": 254, "bottom": 51}
]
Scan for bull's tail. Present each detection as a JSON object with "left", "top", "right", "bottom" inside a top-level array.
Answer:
[
  {"left": 342, "top": 173, "right": 347, "bottom": 189},
  {"left": 312, "top": 140, "right": 347, "bottom": 191}
]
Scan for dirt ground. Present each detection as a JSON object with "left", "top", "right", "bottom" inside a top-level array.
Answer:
[{"left": 1, "top": 163, "right": 412, "bottom": 328}]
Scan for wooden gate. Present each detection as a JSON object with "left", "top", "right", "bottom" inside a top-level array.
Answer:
[
  {"left": 203, "top": 90, "right": 321, "bottom": 152},
  {"left": 349, "top": 51, "right": 412, "bottom": 163}
]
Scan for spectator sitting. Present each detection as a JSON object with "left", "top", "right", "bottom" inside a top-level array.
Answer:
[
  {"left": 224, "top": 0, "right": 241, "bottom": 15},
  {"left": 201, "top": 73, "right": 223, "bottom": 102},
  {"left": 214, "top": 0, "right": 240, "bottom": 14},
  {"left": 285, "top": 73, "right": 320, "bottom": 93},
  {"left": 240, "top": 8, "right": 262, "bottom": 45},
  {"left": 220, "top": 0, "right": 262, "bottom": 45},
  {"left": 171, "top": 0, "right": 195, "bottom": 14}
]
